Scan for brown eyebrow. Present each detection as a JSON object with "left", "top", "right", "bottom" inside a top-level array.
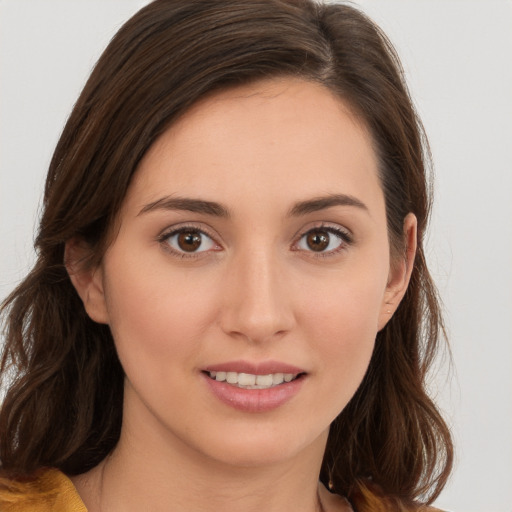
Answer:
[
  {"left": 138, "top": 196, "right": 230, "bottom": 218},
  {"left": 138, "top": 193, "right": 367, "bottom": 218},
  {"left": 288, "top": 194, "right": 369, "bottom": 216}
]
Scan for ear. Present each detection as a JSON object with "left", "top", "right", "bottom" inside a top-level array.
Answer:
[
  {"left": 378, "top": 213, "right": 417, "bottom": 331},
  {"left": 65, "top": 238, "right": 109, "bottom": 324}
]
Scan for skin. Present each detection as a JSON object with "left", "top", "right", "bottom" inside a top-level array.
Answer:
[{"left": 68, "top": 78, "right": 416, "bottom": 512}]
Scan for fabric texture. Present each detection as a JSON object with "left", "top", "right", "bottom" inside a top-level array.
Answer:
[
  {"left": 0, "top": 468, "right": 87, "bottom": 512},
  {"left": 0, "top": 468, "right": 447, "bottom": 512}
]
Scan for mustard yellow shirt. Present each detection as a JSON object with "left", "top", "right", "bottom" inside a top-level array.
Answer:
[
  {"left": 0, "top": 468, "right": 445, "bottom": 512},
  {"left": 0, "top": 468, "right": 87, "bottom": 512}
]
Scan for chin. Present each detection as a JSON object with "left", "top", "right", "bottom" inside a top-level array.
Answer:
[{"left": 190, "top": 424, "right": 328, "bottom": 469}]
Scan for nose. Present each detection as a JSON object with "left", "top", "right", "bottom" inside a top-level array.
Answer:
[{"left": 218, "top": 247, "right": 295, "bottom": 344}]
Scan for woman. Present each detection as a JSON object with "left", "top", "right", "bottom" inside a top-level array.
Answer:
[{"left": 0, "top": 0, "right": 453, "bottom": 510}]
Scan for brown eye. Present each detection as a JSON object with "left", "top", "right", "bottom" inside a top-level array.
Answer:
[
  {"left": 306, "top": 231, "right": 330, "bottom": 252},
  {"left": 177, "top": 231, "right": 202, "bottom": 252},
  {"left": 163, "top": 228, "right": 217, "bottom": 255},
  {"left": 296, "top": 226, "right": 349, "bottom": 254}
]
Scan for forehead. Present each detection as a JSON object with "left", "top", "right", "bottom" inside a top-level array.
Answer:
[{"left": 128, "top": 78, "right": 383, "bottom": 216}]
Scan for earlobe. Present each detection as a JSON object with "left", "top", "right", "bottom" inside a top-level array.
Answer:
[
  {"left": 378, "top": 213, "right": 417, "bottom": 331},
  {"left": 65, "top": 239, "right": 109, "bottom": 324}
]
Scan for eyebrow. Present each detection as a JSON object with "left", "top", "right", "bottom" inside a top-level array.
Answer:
[
  {"left": 288, "top": 194, "right": 368, "bottom": 216},
  {"left": 138, "top": 196, "right": 230, "bottom": 218},
  {"left": 138, "top": 193, "right": 368, "bottom": 218}
]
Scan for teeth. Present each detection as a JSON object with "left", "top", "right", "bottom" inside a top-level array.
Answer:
[
  {"left": 272, "top": 373, "right": 284, "bottom": 385},
  {"left": 226, "top": 372, "right": 238, "bottom": 384},
  {"left": 256, "top": 374, "right": 273, "bottom": 387},
  {"left": 208, "top": 371, "right": 299, "bottom": 389},
  {"left": 238, "top": 373, "right": 256, "bottom": 386}
]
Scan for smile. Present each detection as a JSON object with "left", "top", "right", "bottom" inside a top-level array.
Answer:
[{"left": 207, "top": 371, "right": 300, "bottom": 389}]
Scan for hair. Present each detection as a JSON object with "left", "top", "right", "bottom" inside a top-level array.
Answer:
[{"left": 0, "top": 0, "right": 453, "bottom": 509}]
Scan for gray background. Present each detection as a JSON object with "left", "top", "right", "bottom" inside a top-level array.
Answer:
[{"left": 1, "top": 1, "right": 511, "bottom": 510}]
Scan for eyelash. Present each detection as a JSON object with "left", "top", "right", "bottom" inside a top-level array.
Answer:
[
  {"left": 295, "top": 225, "right": 354, "bottom": 258},
  {"left": 157, "top": 223, "right": 353, "bottom": 259},
  {"left": 157, "top": 224, "right": 221, "bottom": 259}
]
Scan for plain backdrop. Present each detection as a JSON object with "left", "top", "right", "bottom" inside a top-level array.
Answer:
[{"left": 1, "top": 1, "right": 511, "bottom": 511}]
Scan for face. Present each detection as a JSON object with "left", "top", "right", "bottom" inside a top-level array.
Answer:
[{"left": 72, "top": 78, "right": 414, "bottom": 469}]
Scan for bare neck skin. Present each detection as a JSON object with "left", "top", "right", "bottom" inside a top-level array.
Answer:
[{"left": 71, "top": 389, "right": 347, "bottom": 512}]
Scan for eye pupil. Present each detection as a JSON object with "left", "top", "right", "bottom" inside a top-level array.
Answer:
[
  {"left": 177, "top": 231, "right": 202, "bottom": 252},
  {"left": 307, "top": 231, "right": 329, "bottom": 251}
]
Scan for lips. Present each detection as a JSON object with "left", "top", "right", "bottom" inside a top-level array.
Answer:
[{"left": 202, "top": 360, "right": 306, "bottom": 412}]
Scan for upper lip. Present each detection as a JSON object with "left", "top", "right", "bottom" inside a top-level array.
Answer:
[{"left": 203, "top": 360, "right": 306, "bottom": 375}]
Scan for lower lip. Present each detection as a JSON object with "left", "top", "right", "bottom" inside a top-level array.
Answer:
[{"left": 202, "top": 373, "right": 305, "bottom": 413}]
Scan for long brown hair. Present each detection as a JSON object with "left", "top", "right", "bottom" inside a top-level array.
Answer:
[{"left": 0, "top": 0, "right": 452, "bottom": 508}]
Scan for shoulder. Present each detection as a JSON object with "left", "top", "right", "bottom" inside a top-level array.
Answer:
[
  {"left": 0, "top": 468, "right": 87, "bottom": 512},
  {"left": 346, "top": 479, "right": 449, "bottom": 512}
]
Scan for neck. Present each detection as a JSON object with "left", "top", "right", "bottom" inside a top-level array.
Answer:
[
  {"left": 73, "top": 393, "right": 330, "bottom": 512},
  {"left": 76, "top": 439, "right": 327, "bottom": 512}
]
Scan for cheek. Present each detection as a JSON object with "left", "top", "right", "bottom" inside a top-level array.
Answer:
[
  {"left": 306, "top": 293, "right": 378, "bottom": 371},
  {"left": 301, "top": 256, "right": 388, "bottom": 336},
  {"left": 101, "top": 256, "right": 220, "bottom": 377},
  {"left": 299, "top": 265, "right": 387, "bottom": 398}
]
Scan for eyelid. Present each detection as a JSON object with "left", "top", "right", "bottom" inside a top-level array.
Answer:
[
  {"left": 157, "top": 223, "right": 222, "bottom": 258},
  {"left": 156, "top": 221, "right": 353, "bottom": 259},
  {"left": 292, "top": 222, "right": 354, "bottom": 255}
]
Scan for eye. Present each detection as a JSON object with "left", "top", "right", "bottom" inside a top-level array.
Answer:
[
  {"left": 296, "top": 226, "right": 351, "bottom": 254},
  {"left": 161, "top": 227, "right": 219, "bottom": 255}
]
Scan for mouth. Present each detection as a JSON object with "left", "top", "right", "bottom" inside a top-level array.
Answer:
[
  {"left": 204, "top": 370, "right": 304, "bottom": 390},
  {"left": 202, "top": 363, "right": 307, "bottom": 412}
]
